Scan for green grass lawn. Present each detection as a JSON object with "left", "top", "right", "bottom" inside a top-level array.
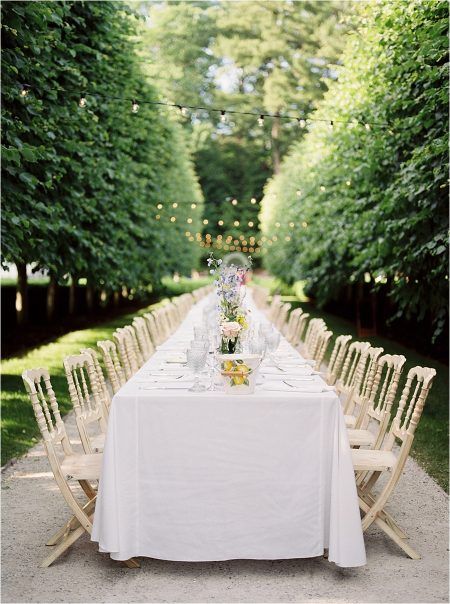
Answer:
[
  {"left": 253, "top": 273, "right": 449, "bottom": 492},
  {"left": 1, "top": 276, "right": 212, "bottom": 466}
]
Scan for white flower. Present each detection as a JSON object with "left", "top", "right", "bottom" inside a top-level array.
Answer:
[
  {"left": 209, "top": 269, "right": 215, "bottom": 274},
  {"left": 220, "top": 320, "right": 242, "bottom": 339},
  {"left": 207, "top": 258, "right": 213, "bottom": 266},
  {"left": 217, "top": 259, "right": 222, "bottom": 265}
]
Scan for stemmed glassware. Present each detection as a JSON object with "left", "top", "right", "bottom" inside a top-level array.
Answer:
[
  {"left": 187, "top": 348, "right": 207, "bottom": 392},
  {"left": 264, "top": 331, "right": 281, "bottom": 364}
]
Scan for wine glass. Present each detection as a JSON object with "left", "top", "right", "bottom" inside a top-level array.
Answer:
[
  {"left": 187, "top": 348, "right": 207, "bottom": 392},
  {"left": 264, "top": 331, "right": 281, "bottom": 364}
]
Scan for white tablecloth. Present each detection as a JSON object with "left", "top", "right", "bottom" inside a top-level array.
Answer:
[{"left": 92, "top": 293, "right": 366, "bottom": 567}]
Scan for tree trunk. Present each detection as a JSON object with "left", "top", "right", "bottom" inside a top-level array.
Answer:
[
  {"left": 16, "top": 262, "right": 28, "bottom": 326},
  {"left": 86, "top": 284, "right": 94, "bottom": 314},
  {"left": 46, "top": 274, "right": 57, "bottom": 322},
  {"left": 271, "top": 115, "right": 281, "bottom": 174},
  {"left": 69, "top": 276, "right": 77, "bottom": 316},
  {"left": 113, "top": 291, "right": 120, "bottom": 308}
]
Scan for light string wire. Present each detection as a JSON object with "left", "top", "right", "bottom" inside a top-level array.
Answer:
[{"left": 19, "top": 84, "right": 393, "bottom": 130}]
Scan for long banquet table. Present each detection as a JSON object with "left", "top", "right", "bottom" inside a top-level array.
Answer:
[{"left": 91, "top": 292, "right": 366, "bottom": 568}]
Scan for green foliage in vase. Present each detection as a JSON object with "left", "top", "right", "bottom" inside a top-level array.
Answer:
[
  {"left": 1, "top": 1, "right": 203, "bottom": 291},
  {"left": 260, "top": 0, "right": 448, "bottom": 342}
]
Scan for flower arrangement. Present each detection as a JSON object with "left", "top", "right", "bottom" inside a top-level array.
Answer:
[
  {"left": 207, "top": 253, "right": 252, "bottom": 354},
  {"left": 221, "top": 359, "right": 252, "bottom": 387}
]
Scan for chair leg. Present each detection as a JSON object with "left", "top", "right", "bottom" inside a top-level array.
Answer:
[
  {"left": 359, "top": 490, "right": 408, "bottom": 539},
  {"left": 41, "top": 524, "right": 86, "bottom": 567},
  {"left": 123, "top": 558, "right": 140, "bottom": 568},
  {"left": 373, "top": 514, "right": 421, "bottom": 560},
  {"left": 46, "top": 497, "right": 97, "bottom": 546}
]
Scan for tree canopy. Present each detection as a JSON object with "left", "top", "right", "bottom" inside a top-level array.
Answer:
[
  {"left": 260, "top": 0, "right": 448, "bottom": 342},
  {"left": 2, "top": 1, "right": 203, "bottom": 293}
]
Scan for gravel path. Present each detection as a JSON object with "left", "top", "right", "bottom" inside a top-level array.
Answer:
[{"left": 1, "top": 411, "right": 448, "bottom": 604}]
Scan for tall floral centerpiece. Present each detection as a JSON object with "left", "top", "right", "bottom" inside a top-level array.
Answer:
[{"left": 207, "top": 253, "right": 251, "bottom": 354}]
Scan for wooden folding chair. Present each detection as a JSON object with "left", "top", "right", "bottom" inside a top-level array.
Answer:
[
  {"left": 291, "top": 312, "right": 310, "bottom": 347},
  {"left": 348, "top": 354, "right": 406, "bottom": 448},
  {"left": 132, "top": 317, "right": 154, "bottom": 361},
  {"left": 275, "top": 302, "right": 291, "bottom": 332},
  {"left": 124, "top": 325, "right": 145, "bottom": 368},
  {"left": 325, "top": 334, "right": 352, "bottom": 385},
  {"left": 344, "top": 346, "right": 384, "bottom": 428},
  {"left": 301, "top": 317, "right": 326, "bottom": 357},
  {"left": 81, "top": 347, "right": 111, "bottom": 412},
  {"left": 335, "top": 340, "right": 371, "bottom": 403},
  {"left": 97, "top": 339, "right": 126, "bottom": 394},
  {"left": 143, "top": 312, "right": 161, "bottom": 347},
  {"left": 64, "top": 353, "right": 108, "bottom": 454},
  {"left": 21, "top": 369, "right": 139, "bottom": 568},
  {"left": 284, "top": 307, "right": 302, "bottom": 341},
  {"left": 352, "top": 366, "right": 436, "bottom": 559},
  {"left": 309, "top": 328, "right": 333, "bottom": 371}
]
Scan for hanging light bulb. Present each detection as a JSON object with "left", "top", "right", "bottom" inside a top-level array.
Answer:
[
  {"left": 191, "top": 203, "right": 197, "bottom": 209},
  {"left": 275, "top": 222, "right": 280, "bottom": 228},
  {"left": 20, "top": 85, "right": 30, "bottom": 97},
  {"left": 346, "top": 180, "right": 352, "bottom": 186},
  {"left": 170, "top": 216, "right": 176, "bottom": 222},
  {"left": 296, "top": 190, "right": 302, "bottom": 197},
  {"left": 172, "top": 202, "right": 178, "bottom": 208},
  {"left": 365, "top": 123, "right": 371, "bottom": 131},
  {"left": 298, "top": 118, "right": 306, "bottom": 128},
  {"left": 132, "top": 100, "right": 139, "bottom": 113},
  {"left": 79, "top": 97, "right": 87, "bottom": 108},
  {"left": 231, "top": 199, "right": 238, "bottom": 206},
  {"left": 258, "top": 114, "right": 264, "bottom": 127},
  {"left": 248, "top": 221, "right": 254, "bottom": 227},
  {"left": 157, "top": 203, "right": 163, "bottom": 209},
  {"left": 218, "top": 220, "right": 224, "bottom": 226},
  {"left": 187, "top": 218, "right": 193, "bottom": 224},
  {"left": 203, "top": 219, "right": 209, "bottom": 225},
  {"left": 179, "top": 105, "right": 188, "bottom": 117},
  {"left": 234, "top": 220, "right": 240, "bottom": 227},
  {"left": 220, "top": 110, "right": 226, "bottom": 123},
  {"left": 250, "top": 197, "right": 257, "bottom": 204}
]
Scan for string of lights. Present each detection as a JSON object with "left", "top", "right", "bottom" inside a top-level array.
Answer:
[{"left": 19, "top": 84, "right": 392, "bottom": 131}]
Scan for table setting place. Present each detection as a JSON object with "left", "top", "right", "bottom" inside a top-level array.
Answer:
[{"left": 92, "top": 255, "right": 366, "bottom": 569}]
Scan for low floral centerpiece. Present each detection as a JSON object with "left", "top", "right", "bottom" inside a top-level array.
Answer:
[{"left": 207, "top": 253, "right": 251, "bottom": 354}]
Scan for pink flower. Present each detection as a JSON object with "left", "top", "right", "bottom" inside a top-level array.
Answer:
[{"left": 220, "top": 321, "right": 242, "bottom": 339}]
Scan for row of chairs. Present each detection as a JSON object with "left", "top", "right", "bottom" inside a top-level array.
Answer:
[
  {"left": 257, "top": 288, "right": 436, "bottom": 560},
  {"left": 22, "top": 286, "right": 212, "bottom": 568}
]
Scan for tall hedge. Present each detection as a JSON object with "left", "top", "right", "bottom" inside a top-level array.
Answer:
[
  {"left": 1, "top": 1, "right": 203, "bottom": 308},
  {"left": 260, "top": 0, "right": 448, "bottom": 342}
]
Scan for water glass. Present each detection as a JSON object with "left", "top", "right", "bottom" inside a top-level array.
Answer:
[{"left": 187, "top": 348, "right": 207, "bottom": 392}]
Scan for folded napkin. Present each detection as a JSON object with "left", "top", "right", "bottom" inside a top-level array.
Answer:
[
  {"left": 138, "top": 381, "right": 191, "bottom": 390},
  {"left": 164, "top": 354, "right": 187, "bottom": 364},
  {"left": 262, "top": 379, "right": 329, "bottom": 393}
]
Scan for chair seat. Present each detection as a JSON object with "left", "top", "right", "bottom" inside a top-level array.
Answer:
[
  {"left": 90, "top": 433, "right": 105, "bottom": 453},
  {"left": 61, "top": 453, "right": 103, "bottom": 480},
  {"left": 345, "top": 414, "right": 356, "bottom": 428},
  {"left": 348, "top": 428, "right": 375, "bottom": 447},
  {"left": 352, "top": 449, "right": 397, "bottom": 472}
]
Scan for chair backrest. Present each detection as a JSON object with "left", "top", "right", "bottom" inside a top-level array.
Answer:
[
  {"left": 304, "top": 318, "right": 326, "bottom": 357},
  {"left": 360, "top": 354, "right": 406, "bottom": 448},
  {"left": 326, "top": 334, "right": 352, "bottom": 385},
  {"left": 276, "top": 303, "right": 291, "bottom": 331},
  {"left": 113, "top": 328, "right": 134, "bottom": 380},
  {"left": 97, "top": 339, "right": 126, "bottom": 394},
  {"left": 292, "top": 312, "right": 310, "bottom": 346},
  {"left": 337, "top": 340, "right": 371, "bottom": 395},
  {"left": 143, "top": 312, "right": 160, "bottom": 346},
  {"left": 268, "top": 295, "right": 282, "bottom": 322},
  {"left": 344, "top": 346, "right": 384, "bottom": 420},
  {"left": 122, "top": 325, "right": 144, "bottom": 370},
  {"left": 132, "top": 317, "right": 154, "bottom": 361},
  {"left": 80, "top": 347, "right": 111, "bottom": 412},
  {"left": 382, "top": 366, "right": 436, "bottom": 463},
  {"left": 310, "top": 328, "right": 333, "bottom": 370},
  {"left": 22, "top": 368, "right": 73, "bottom": 456},
  {"left": 285, "top": 307, "right": 302, "bottom": 340},
  {"left": 63, "top": 353, "right": 108, "bottom": 454}
]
